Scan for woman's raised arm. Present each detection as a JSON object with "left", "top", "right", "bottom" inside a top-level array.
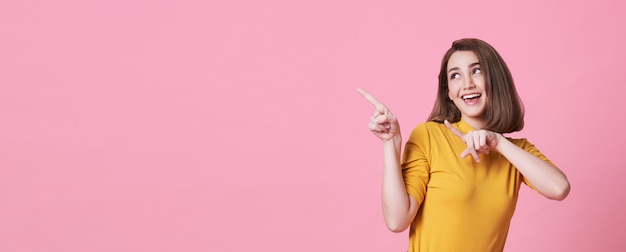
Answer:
[{"left": 357, "top": 88, "right": 419, "bottom": 232}]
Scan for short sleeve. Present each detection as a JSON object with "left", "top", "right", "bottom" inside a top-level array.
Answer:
[
  {"left": 512, "top": 138, "right": 556, "bottom": 191},
  {"left": 401, "top": 124, "right": 431, "bottom": 205}
]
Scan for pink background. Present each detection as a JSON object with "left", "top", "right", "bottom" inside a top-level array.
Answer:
[{"left": 1, "top": 0, "right": 625, "bottom": 251}]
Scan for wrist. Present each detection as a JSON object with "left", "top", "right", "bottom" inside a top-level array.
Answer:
[
  {"left": 494, "top": 133, "right": 508, "bottom": 152},
  {"left": 383, "top": 134, "right": 402, "bottom": 148}
]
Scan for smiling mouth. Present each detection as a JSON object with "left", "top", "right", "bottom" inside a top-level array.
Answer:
[{"left": 462, "top": 93, "right": 481, "bottom": 101}]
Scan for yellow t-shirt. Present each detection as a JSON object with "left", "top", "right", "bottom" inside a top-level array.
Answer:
[{"left": 402, "top": 119, "right": 553, "bottom": 252}]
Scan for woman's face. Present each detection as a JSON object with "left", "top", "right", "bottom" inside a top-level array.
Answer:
[{"left": 446, "top": 50, "right": 488, "bottom": 126}]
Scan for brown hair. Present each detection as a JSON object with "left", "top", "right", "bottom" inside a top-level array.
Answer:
[{"left": 427, "top": 38, "right": 524, "bottom": 133}]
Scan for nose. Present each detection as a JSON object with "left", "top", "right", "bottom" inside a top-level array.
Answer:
[{"left": 462, "top": 75, "right": 476, "bottom": 89}]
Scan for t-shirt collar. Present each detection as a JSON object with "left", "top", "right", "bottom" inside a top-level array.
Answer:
[{"left": 455, "top": 118, "right": 477, "bottom": 134}]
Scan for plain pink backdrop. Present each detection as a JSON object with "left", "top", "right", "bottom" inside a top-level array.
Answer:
[{"left": 1, "top": 0, "right": 625, "bottom": 251}]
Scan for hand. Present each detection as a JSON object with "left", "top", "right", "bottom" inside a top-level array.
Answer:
[
  {"left": 444, "top": 120, "right": 502, "bottom": 162},
  {"left": 357, "top": 88, "right": 400, "bottom": 142}
]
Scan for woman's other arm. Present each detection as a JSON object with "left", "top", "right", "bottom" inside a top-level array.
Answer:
[
  {"left": 495, "top": 137, "right": 570, "bottom": 200},
  {"left": 444, "top": 120, "right": 570, "bottom": 200}
]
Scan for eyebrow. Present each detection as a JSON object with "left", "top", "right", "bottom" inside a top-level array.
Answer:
[{"left": 447, "top": 62, "right": 481, "bottom": 73}]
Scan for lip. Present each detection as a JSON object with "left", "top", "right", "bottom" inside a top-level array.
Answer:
[{"left": 461, "top": 92, "right": 482, "bottom": 99}]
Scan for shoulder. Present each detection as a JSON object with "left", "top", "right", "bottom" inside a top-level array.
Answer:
[
  {"left": 406, "top": 121, "right": 445, "bottom": 142},
  {"left": 409, "top": 121, "right": 443, "bottom": 135},
  {"left": 507, "top": 137, "right": 528, "bottom": 145}
]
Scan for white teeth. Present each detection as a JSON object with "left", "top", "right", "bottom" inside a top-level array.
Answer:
[{"left": 462, "top": 94, "right": 481, "bottom": 99}]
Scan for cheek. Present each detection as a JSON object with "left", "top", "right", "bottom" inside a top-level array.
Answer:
[
  {"left": 447, "top": 84, "right": 458, "bottom": 99},
  {"left": 475, "top": 77, "right": 486, "bottom": 89}
]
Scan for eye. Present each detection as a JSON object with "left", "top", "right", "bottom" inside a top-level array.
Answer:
[
  {"left": 472, "top": 68, "right": 482, "bottom": 75},
  {"left": 450, "top": 73, "right": 460, "bottom": 80}
]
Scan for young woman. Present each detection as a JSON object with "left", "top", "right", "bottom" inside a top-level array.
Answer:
[{"left": 358, "top": 38, "right": 570, "bottom": 252}]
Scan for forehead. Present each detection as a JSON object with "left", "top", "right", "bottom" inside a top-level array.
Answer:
[{"left": 447, "top": 50, "right": 479, "bottom": 70}]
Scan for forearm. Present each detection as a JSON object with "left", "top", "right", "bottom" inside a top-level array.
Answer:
[
  {"left": 381, "top": 135, "right": 418, "bottom": 232},
  {"left": 496, "top": 136, "right": 570, "bottom": 200}
]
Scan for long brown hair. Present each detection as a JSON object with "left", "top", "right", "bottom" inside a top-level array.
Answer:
[{"left": 427, "top": 38, "right": 524, "bottom": 133}]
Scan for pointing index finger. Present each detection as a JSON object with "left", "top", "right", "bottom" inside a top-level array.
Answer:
[
  {"left": 357, "top": 88, "right": 386, "bottom": 113},
  {"left": 444, "top": 120, "right": 465, "bottom": 140}
]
